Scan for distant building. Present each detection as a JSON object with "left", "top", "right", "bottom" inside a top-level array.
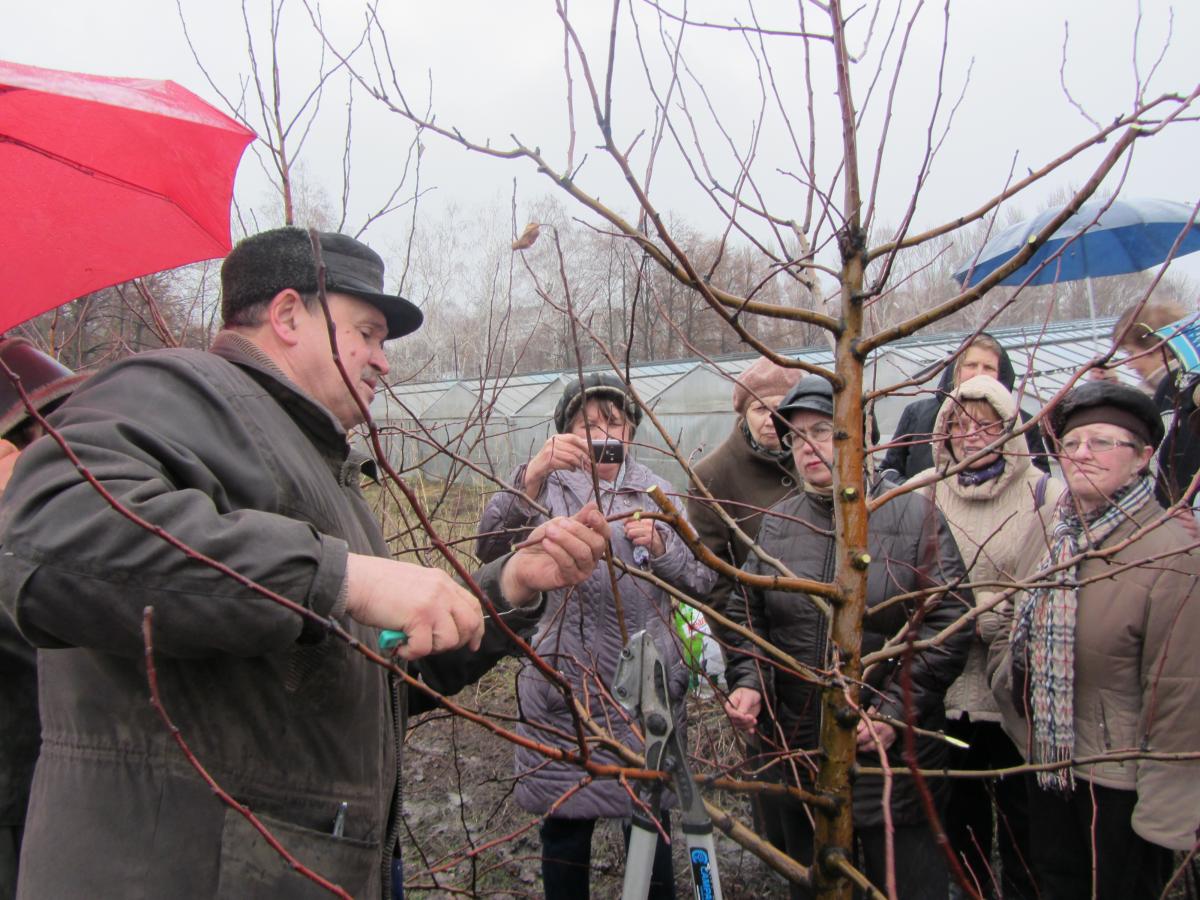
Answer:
[{"left": 368, "top": 317, "right": 1121, "bottom": 491}]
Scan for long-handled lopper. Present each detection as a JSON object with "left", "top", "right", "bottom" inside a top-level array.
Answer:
[{"left": 613, "top": 630, "right": 722, "bottom": 900}]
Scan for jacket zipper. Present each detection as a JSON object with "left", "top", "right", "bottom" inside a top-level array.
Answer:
[
  {"left": 811, "top": 500, "right": 837, "bottom": 743},
  {"left": 382, "top": 672, "right": 404, "bottom": 898}
]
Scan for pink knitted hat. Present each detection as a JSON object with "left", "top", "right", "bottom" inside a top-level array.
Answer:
[{"left": 732, "top": 357, "right": 802, "bottom": 415}]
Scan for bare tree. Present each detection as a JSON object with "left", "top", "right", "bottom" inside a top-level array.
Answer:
[
  {"left": 32, "top": 3, "right": 1193, "bottom": 898},
  {"left": 299, "top": 2, "right": 1200, "bottom": 897}
]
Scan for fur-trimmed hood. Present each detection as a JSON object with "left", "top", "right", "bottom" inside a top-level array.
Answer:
[
  {"left": 931, "top": 375, "right": 1031, "bottom": 498},
  {"left": 926, "top": 372, "right": 1032, "bottom": 501}
]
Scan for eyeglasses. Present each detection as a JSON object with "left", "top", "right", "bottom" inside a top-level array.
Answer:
[
  {"left": 947, "top": 417, "right": 1004, "bottom": 437},
  {"left": 1058, "top": 436, "right": 1140, "bottom": 455},
  {"left": 781, "top": 422, "right": 835, "bottom": 448}
]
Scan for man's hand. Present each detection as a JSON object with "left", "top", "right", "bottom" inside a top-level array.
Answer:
[
  {"left": 343, "top": 553, "right": 485, "bottom": 661},
  {"left": 855, "top": 718, "right": 897, "bottom": 754},
  {"left": 724, "top": 687, "right": 762, "bottom": 734},
  {"left": 499, "top": 502, "right": 610, "bottom": 606},
  {"left": 522, "top": 433, "right": 592, "bottom": 499},
  {"left": 0, "top": 439, "right": 21, "bottom": 493}
]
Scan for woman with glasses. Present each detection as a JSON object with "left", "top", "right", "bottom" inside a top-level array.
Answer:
[
  {"left": 911, "top": 375, "right": 1064, "bottom": 898},
  {"left": 989, "top": 381, "right": 1200, "bottom": 900},
  {"left": 721, "top": 376, "right": 972, "bottom": 899}
]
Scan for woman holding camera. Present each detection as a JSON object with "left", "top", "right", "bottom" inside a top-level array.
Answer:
[{"left": 477, "top": 373, "right": 714, "bottom": 900}]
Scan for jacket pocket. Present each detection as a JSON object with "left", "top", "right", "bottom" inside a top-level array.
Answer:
[
  {"left": 1093, "top": 688, "right": 1136, "bottom": 785},
  {"left": 1096, "top": 688, "right": 1138, "bottom": 751},
  {"left": 216, "top": 805, "right": 377, "bottom": 899}
]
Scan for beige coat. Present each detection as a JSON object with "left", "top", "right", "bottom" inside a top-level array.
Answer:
[
  {"left": 988, "top": 501, "right": 1200, "bottom": 851},
  {"left": 914, "top": 375, "right": 1064, "bottom": 721}
]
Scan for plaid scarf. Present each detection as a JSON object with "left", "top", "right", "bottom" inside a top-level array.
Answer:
[{"left": 1009, "top": 475, "right": 1155, "bottom": 791}]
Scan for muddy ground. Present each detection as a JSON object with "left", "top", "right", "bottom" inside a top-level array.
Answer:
[
  {"left": 397, "top": 658, "right": 787, "bottom": 899},
  {"left": 395, "top": 656, "right": 1199, "bottom": 899}
]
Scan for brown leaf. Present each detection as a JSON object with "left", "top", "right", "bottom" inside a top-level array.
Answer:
[{"left": 511, "top": 222, "right": 541, "bottom": 251}]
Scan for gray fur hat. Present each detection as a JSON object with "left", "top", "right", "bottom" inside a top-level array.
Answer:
[{"left": 220, "top": 227, "right": 423, "bottom": 339}]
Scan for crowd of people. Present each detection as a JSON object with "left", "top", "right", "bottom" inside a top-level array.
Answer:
[{"left": 0, "top": 227, "right": 1197, "bottom": 900}]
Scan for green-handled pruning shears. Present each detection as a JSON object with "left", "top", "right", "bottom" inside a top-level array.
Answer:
[{"left": 379, "top": 629, "right": 408, "bottom": 651}]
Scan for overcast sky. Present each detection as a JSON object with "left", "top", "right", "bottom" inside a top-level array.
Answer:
[{"left": 7, "top": 0, "right": 1200, "bottom": 287}]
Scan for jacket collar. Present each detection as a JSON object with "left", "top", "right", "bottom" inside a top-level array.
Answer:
[
  {"left": 209, "top": 331, "right": 375, "bottom": 480},
  {"left": 729, "top": 422, "right": 797, "bottom": 474}
]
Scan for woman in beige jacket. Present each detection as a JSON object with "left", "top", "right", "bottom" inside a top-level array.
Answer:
[
  {"left": 915, "top": 374, "right": 1062, "bottom": 898},
  {"left": 989, "top": 381, "right": 1200, "bottom": 900}
]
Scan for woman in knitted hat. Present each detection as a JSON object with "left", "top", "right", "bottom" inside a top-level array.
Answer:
[
  {"left": 476, "top": 373, "right": 715, "bottom": 899},
  {"left": 989, "top": 380, "right": 1200, "bottom": 900},
  {"left": 685, "top": 357, "right": 803, "bottom": 849},
  {"left": 686, "top": 356, "right": 801, "bottom": 625}
]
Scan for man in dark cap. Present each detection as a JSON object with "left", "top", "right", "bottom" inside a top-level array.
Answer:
[{"left": 0, "top": 227, "right": 610, "bottom": 899}]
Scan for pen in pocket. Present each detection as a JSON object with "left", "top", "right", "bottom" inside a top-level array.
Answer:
[{"left": 331, "top": 801, "right": 348, "bottom": 837}]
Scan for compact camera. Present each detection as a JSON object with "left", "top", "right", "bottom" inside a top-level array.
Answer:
[{"left": 590, "top": 440, "right": 625, "bottom": 464}]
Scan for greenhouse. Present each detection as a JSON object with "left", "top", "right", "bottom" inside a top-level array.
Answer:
[{"left": 369, "top": 316, "right": 1119, "bottom": 490}]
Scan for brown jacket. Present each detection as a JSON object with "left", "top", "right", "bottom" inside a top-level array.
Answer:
[
  {"left": 686, "top": 422, "right": 796, "bottom": 619},
  {"left": 988, "top": 502, "right": 1200, "bottom": 851},
  {"left": 0, "top": 335, "right": 539, "bottom": 898}
]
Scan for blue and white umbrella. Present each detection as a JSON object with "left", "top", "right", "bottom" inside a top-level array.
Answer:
[{"left": 953, "top": 197, "right": 1200, "bottom": 288}]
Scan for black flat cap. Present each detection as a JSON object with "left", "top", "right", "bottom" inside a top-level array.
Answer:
[
  {"left": 1048, "top": 380, "right": 1164, "bottom": 450},
  {"left": 773, "top": 375, "right": 834, "bottom": 442},
  {"left": 221, "top": 227, "right": 423, "bottom": 339}
]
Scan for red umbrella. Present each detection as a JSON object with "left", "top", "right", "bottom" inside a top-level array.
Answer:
[{"left": 1, "top": 60, "right": 255, "bottom": 333}]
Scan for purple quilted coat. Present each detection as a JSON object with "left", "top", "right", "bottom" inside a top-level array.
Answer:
[{"left": 477, "top": 461, "right": 715, "bottom": 818}]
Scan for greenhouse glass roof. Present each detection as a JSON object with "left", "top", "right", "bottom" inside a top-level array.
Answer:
[{"left": 374, "top": 316, "right": 1121, "bottom": 421}]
